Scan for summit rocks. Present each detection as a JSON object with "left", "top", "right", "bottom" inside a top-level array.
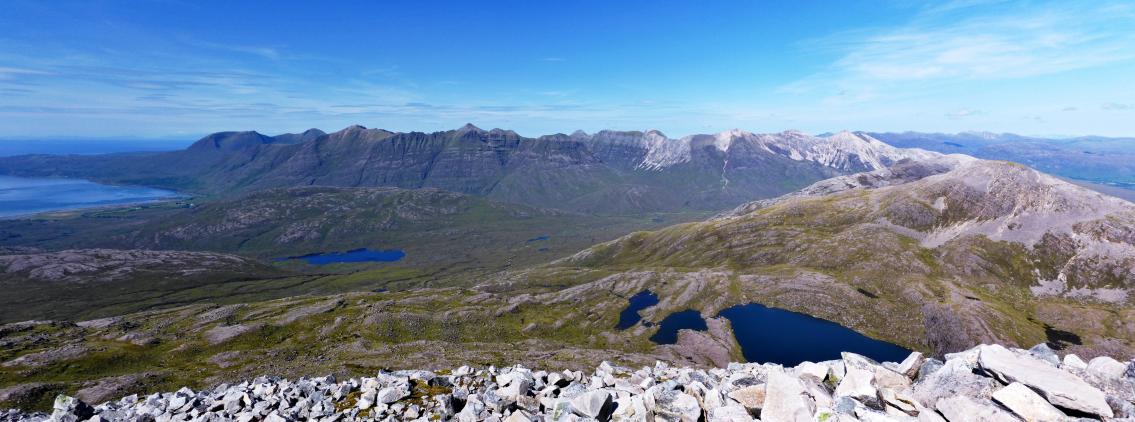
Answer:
[{"left": 6, "top": 343, "right": 1134, "bottom": 421}]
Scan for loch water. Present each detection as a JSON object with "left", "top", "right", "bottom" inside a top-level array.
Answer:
[
  {"left": 0, "top": 175, "right": 179, "bottom": 218},
  {"left": 278, "top": 248, "right": 406, "bottom": 265},
  {"left": 644, "top": 302, "right": 912, "bottom": 365}
]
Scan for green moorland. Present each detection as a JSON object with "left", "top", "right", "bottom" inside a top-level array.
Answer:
[
  {"left": 3, "top": 161, "right": 1134, "bottom": 412},
  {"left": 0, "top": 187, "right": 706, "bottom": 323},
  {"left": 555, "top": 161, "right": 1135, "bottom": 361}
]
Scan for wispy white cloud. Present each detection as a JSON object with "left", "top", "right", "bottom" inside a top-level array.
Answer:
[
  {"left": 0, "top": 66, "right": 51, "bottom": 78},
  {"left": 784, "top": 2, "right": 1135, "bottom": 94},
  {"left": 180, "top": 38, "right": 282, "bottom": 60},
  {"left": 1102, "top": 102, "right": 1133, "bottom": 110},
  {"left": 946, "top": 108, "right": 984, "bottom": 119}
]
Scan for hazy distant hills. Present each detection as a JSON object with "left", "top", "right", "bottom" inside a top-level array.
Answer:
[
  {"left": 0, "top": 125, "right": 935, "bottom": 214},
  {"left": 870, "top": 131, "right": 1135, "bottom": 188}
]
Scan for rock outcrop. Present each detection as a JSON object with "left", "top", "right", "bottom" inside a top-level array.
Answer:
[{"left": 4, "top": 343, "right": 1132, "bottom": 421}]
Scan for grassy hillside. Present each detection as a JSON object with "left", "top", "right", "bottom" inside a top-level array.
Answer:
[
  {"left": 0, "top": 188, "right": 705, "bottom": 322},
  {"left": 550, "top": 160, "right": 1135, "bottom": 359},
  {"left": 0, "top": 270, "right": 737, "bottom": 412}
]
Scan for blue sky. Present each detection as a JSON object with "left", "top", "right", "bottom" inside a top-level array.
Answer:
[{"left": 1, "top": 0, "right": 1133, "bottom": 139}]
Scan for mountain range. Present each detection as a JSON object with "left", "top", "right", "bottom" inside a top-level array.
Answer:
[
  {"left": 0, "top": 125, "right": 934, "bottom": 214},
  {"left": 1, "top": 124, "right": 1134, "bottom": 415}
]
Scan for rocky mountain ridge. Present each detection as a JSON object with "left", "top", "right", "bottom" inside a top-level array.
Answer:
[
  {"left": 7, "top": 343, "right": 1135, "bottom": 421},
  {"left": 0, "top": 125, "right": 934, "bottom": 214}
]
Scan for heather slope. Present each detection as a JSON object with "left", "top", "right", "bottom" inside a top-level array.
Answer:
[{"left": 554, "top": 159, "right": 1135, "bottom": 358}]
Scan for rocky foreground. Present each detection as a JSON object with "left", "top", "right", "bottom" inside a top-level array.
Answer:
[{"left": 5, "top": 343, "right": 1135, "bottom": 422}]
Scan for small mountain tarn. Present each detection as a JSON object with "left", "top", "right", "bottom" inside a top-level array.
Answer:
[
  {"left": 277, "top": 248, "right": 405, "bottom": 265},
  {"left": 614, "top": 290, "right": 659, "bottom": 329},
  {"left": 719, "top": 303, "right": 911, "bottom": 366},
  {"left": 648, "top": 310, "right": 708, "bottom": 344}
]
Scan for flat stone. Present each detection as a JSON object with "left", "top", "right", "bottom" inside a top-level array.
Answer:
[
  {"left": 497, "top": 378, "right": 531, "bottom": 399},
  {"left": 912, "top": 358, "right": 995, "bottom": 408},
  {"left": 612, "top": 396, "right": 648, "bottom": 421},
  {"left": 935, "top": 396, "right": 1018, "bottom": 422},
  {"left": 762, "top": 369, "right": 815, "bottom": 422},
  {"left": 879, "top": 388, "right": 918, "bottom": 416},
  {"left": 1086, "top": 356, "right": 1129, "bottom": 382},
  {"left": 834, "top": 367, "right": 881, "bottom": 409},
  {"left": 726, "top": 385, "right": 765, "bottom": 411},
  {"left": 376, "top": 386, "right": 408, "bottom": 404},
  {"left": 504, "top": 410, "right": 533, "bottom": 422},
  {"left": 873, "top": 365, "right": 912, "bottom": 391},
  {"left": 51, "top": 395, "right": 94, "bottom": 421},
  {"left": 896, "top": 352, "right": 925, "bottom": 379},
  {"left": 795, "top": 362, "right": 829, "bottom": 381},
  {"left": 990, "top": 382, "right": 1066, "bottom": 422},
  {"left": 652, "top": 388, "right": 701, "bottom": 422},
  {"left": 842, "top": 352, "right": 881, "bottom": 371},
  {"left": 977, "top": 344, "right": 1112, "bottom": 418},
  {"left": 569, "top": 390, "right": 611, "bottom": 419},
  {"left": 1027, "top": 344, "right": 1060, "bottom": 366},
  {"left": 1062, "top": 354, "right": 1087, "bottom": 371}
]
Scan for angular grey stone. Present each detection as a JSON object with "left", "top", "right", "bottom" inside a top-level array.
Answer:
[
  {"left": 51, "top": 395, "right": 94, "bottom": 422},
  {"left": 726, "top": 384, "right": 765, "bottom": 411},
  {"left": 896, "top": 351, "right": 926, "bottom": 379},
  {"left": 569, "top": 390, "right": 611, "bottom": 419},
  {"left": 833, "top": 396, "right": 857, "bottom": 414},
  {"left": 991, "top": 382, "right": 1066, "bottom": 422},
  {"left": 376, "top": 386, "right": 408, "bottom": 404},
  {"left": 1108, "top": 395, "right": 1135, "bottom": 419},
  {"left": 978, "top": 344, "right": 1112, "bottom": 418},
  {"left": 935, "top": 396, "right": 1018, "bottom": 422},
  {"left": 504, "top": 409, "right": 533, "bottom": 422},
  {"left": 834, "top": 367, "right": 881, "bottom": 409},
  {"left": 879, "top": 388, "right": 919, "bottom": 416},
  {"left": 651, "top": 388, "right": 701, "bottom": 422},
  {"left": 1062, "top": 354, "right": 1088, "bottom": 371},
  {"left": 795, "top": 361, "right": 828, "bottom": 382},
  {"left": 612, "top": 395, "right": 649, "bottom": 421},
  {"left": 916, "top": 358, "right": 944, "bottom": 383},
  {"left": 762, "top": 369, "right": 815, "bottom": 422},
  {"left": 912, "top": 358, "right": 996, "bottom": 408},
  {"left": 1086, "top": 356, "right": 1129, "bottom": 382},
  {"left": 1028, "top": 344, "right": 1060, "bottom": 366}
]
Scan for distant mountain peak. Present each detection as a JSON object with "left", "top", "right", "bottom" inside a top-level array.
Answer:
[
  {"left": 457, "top": 123, "right": 484, "bottom": 133},
  {"left": 188, "top": 131, "right": 272, "bottom": 152}
]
